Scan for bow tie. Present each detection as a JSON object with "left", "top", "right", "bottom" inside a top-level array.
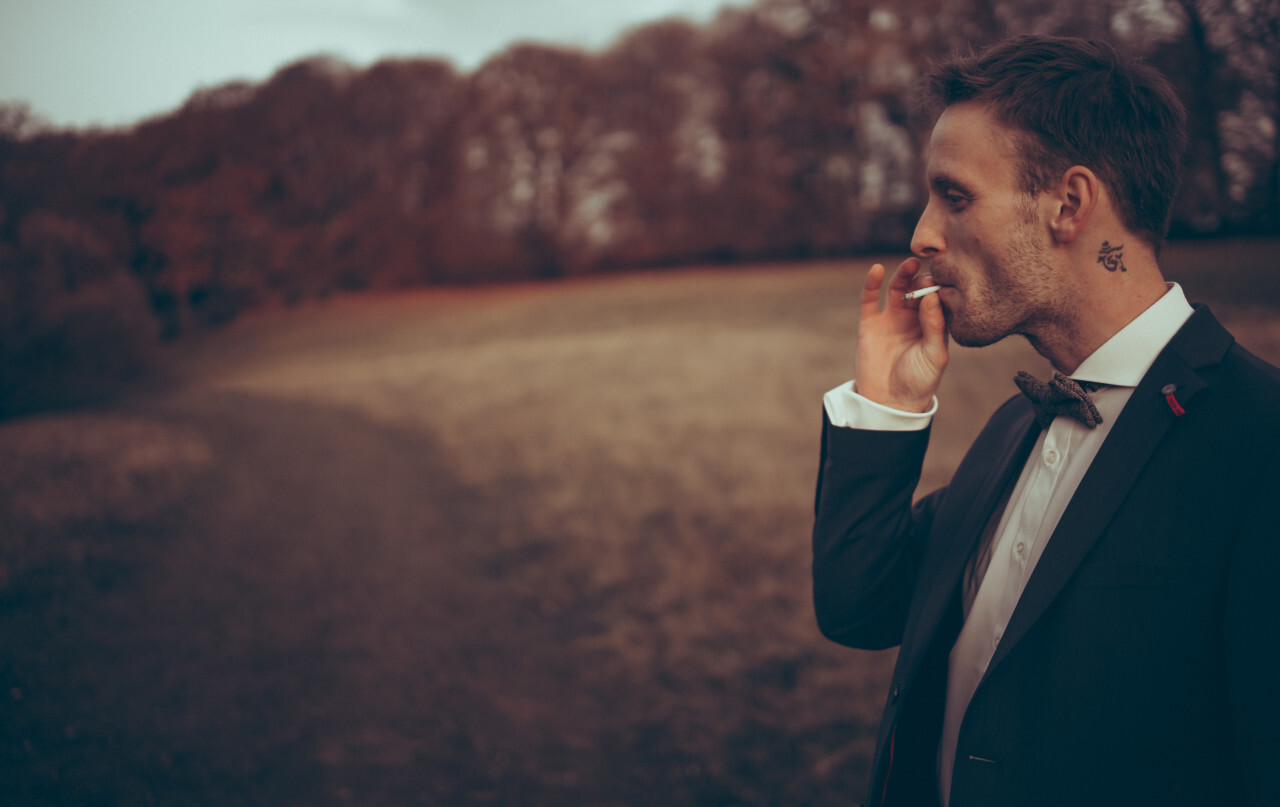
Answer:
[{"left": 1014, "top": 371, "right": 1105, "bottom": 430}]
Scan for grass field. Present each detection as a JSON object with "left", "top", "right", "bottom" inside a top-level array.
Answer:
[{"left": 2, "top": 242, "right": 1278, "bottom": 805}]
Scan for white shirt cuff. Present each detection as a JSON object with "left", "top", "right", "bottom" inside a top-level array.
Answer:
[{"left": 823, "top": 380, "right": 937, "bottom": 431}]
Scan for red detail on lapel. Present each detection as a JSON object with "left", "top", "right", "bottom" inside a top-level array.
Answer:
[{"left": 1165, "top": 392, "right": 1185, "bottom": 417}]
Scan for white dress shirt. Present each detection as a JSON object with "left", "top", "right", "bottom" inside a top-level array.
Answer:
[{"left": 822, "top": 284, "right": 1194, "bottom": 807}]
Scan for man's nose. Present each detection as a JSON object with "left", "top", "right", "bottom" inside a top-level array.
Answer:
[{"left": 910, "top": 199, "right": 943, "bottom": 259}]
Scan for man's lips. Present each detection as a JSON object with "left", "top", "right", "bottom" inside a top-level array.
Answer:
[{"left": 917, "top": 268, "right": 951, "bottom": 288}]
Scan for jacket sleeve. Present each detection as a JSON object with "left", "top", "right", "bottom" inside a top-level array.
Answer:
[{"left": 811, "top": 410, "right": 944, "bottom": 650}]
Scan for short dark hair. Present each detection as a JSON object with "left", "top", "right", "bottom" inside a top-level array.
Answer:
[{"left": 923, "top": 35, "right": 1188, "bottom": 248}]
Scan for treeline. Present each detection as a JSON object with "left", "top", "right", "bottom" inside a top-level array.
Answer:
[{"left": 1, "top": 0, "right": 1278, "bottom": 415}]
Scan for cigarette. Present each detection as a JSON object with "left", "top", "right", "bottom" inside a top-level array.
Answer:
[{"left": 902, "top": 285, "right": 942, "bottom": 301}]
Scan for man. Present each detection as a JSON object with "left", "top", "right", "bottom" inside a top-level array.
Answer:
[{"left": 812, "top": 35, "right": 1279, "bottom": 807}]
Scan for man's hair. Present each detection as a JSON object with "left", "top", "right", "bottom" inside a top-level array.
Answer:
[{"left": 923, "top": 35, "right": 1188, "bottom": 248}]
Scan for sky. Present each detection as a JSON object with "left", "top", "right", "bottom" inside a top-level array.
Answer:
[{"left": 0, "top": 0, "right": 745, "bottom": 130}]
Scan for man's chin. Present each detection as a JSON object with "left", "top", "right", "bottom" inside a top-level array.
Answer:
[
  {"left": 947, "top": 320, "right": 1010, "bottom": 348},
  {"left": 952, "top": 334, "right": 1006, "bottom": 348}
]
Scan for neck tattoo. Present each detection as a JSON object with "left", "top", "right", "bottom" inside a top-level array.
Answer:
[{"left": 1097, "top": 241, "right": 1127, "bottom": 272}]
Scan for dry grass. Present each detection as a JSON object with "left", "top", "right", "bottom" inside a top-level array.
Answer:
[{"left": 2, "top": 246, "right": 1278, "bottom": 805}]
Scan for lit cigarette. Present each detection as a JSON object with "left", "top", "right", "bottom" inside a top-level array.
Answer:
[{"left": 902, "top": 285, "right": 942, "bottom": 301}]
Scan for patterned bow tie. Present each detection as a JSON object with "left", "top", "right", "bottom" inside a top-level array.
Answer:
[{"left": 1014, "top": 371, "right": 1105, "bottom": 430}]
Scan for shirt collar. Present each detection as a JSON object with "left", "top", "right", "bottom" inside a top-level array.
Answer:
[{"left": 1071, "top": 283, "right": 1194, "bottom": 388}]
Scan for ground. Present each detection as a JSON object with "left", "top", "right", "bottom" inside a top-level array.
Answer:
[{"left": 2, "top": 246, "right": 1278, "bottom": 806}]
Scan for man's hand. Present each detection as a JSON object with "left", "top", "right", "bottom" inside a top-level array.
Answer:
[{"left": 853, "top": 258, "right": 949, "bottom": 413}]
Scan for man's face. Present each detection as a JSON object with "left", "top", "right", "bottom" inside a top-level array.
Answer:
[{"left": 910, "top": 102, "right": 1070, "bottom": 348}]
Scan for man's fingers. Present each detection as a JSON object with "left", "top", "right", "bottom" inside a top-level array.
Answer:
[
  {"left": 887, "top": 257, "right": 923, "bottom": 297},
  {"left": 863, "top": 259, "right": 924, "bottom": 318},
  {"left": 918, "top": 291, "right": 950, "bottom": 367},
  {"left": 861, "top": 263, "right": 886, "bottom": 318}
]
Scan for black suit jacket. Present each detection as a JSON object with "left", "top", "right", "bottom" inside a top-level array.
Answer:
[{"left": 812, "top": 306, "right": 1280, "bottom": 807}]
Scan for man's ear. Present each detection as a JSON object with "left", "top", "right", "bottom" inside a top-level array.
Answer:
[{"left": 1047, "top": 165, "right": 1099, "bottom": 244}]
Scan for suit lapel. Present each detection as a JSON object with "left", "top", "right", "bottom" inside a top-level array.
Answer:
[
  {"left": 983, "top": 306, "right": 1232, "bottom": 676},
  {"left": 901, "top": 405, "right": 1041, "bottom": 678}
]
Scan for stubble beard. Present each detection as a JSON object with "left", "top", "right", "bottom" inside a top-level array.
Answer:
[{"left": 942, "top": 221, "right": 1064, "bottom": 349}]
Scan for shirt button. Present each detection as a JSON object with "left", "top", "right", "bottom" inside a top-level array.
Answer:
[
  {"left": 1045, "top": 449, "right": 1060, "bottom": 465},
  {"left": 1015, "top": 541, "right": 1026, "bottom": 557},
  {"left": 992, "top": 634, "right": 1001, "bottom": 649}
]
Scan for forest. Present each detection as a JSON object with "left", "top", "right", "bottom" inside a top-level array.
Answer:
[{"left": 1, "top": 0, "right": 1278, "bottom": 415}]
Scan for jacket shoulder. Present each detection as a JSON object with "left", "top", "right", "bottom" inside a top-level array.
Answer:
[{"left": 1207, "top": 340, "right": 1280, "bottom": 423}]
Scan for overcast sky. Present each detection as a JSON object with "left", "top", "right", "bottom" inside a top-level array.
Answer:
[{"left": 0, "top": 0, "right": 745, "bottom": 130}]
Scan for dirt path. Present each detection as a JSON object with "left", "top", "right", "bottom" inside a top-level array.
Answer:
[{"left": 1, "top": 390, "right": 685, "bottom": 806}]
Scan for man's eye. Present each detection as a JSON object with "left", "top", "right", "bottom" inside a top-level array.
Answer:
[{"left": 945, "top": 192, "right": 968, "bottom": 210}]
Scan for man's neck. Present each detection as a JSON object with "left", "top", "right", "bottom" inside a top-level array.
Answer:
[{"left": 1027, "top": 240, "right": 1168, "bottom": 374}]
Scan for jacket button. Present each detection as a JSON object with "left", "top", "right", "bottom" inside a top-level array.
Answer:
[{"left": 890, "top": 683, "right": 901, "bottom": 703}]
